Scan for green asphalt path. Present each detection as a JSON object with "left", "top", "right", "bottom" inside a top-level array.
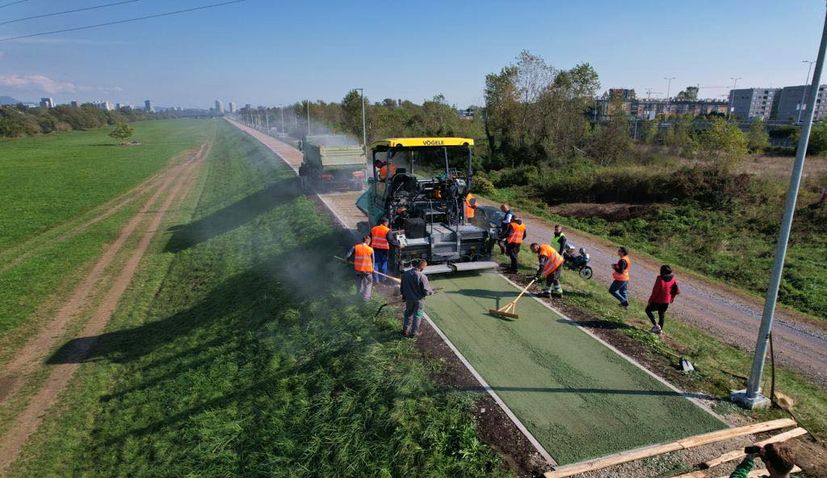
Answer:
[{"left": 425, "top": 272, "right": 725, "bottom": 465}]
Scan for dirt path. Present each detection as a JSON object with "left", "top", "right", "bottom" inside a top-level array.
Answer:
[
  {"left": 478, "top": 198, "right": 827, "bottom": 389},
  {"left": 0, "top": 144, "right": 207, "bottom": 476}
]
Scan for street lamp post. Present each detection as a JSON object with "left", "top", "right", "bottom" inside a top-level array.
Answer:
[
  {"left": 798, "top": 60, "right": 816, "bottom": 124},
  {"left": 664, "top": 77, "right": 676, "bottom": 116},
  {"left": 306, "top": 100, "right": 311, "bottom": 137},
  {"left": 280, "top": 105, "right": 285, "bottom": 134},
  {"left": 355, "top": 88, "right": 368, "bottom": 159},
  {"left": 728, "top": 77, "right": 742, "bottom": 119},
  {"left": 732, "top": 3, "right": 827, "bottom": 409}
]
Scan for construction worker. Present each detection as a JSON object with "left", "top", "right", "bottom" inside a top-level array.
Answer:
[
  {"left": 400, "top": 259, "right": 434, "bottom": 337},
  {"left": 551, "top": 224, "right": 567, "bottom": 254},
  {"left": 497, "top": 204, "right": 514, "bottom": 254},
  {"left": 530, "top": 243, "right": 564, "bottom": 297},
  {"left": 345, "top": 234, "right": 374, "bottom": 301},
  {"left": 370, "top": 218, "right": 392, "bottom": 284},
  {"left": 504, "top": 217, "right": 526, "bottom": 274},
  {"left": 609, "top": 246, "right": 631, "bottom": 309},
  {"left": 464, "top": 192, "right": 477, "bottom": 223}
]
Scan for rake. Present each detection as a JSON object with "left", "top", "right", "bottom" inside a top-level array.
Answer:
[{"left": 489, "top": 279, "right": 536, "bottom": 320}]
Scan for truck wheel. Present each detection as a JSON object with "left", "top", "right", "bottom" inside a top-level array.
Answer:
[{"left": 579, "top": 266, "right": 593, "bottom": 280}]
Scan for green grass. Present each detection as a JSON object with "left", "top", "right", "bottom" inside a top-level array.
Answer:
[
  {"left": 0, "top": 119, "right": 211, "bottom": 250},
  {"left": 10, "top": 121, "right": 507, "bottom": 477},
  {"left": 485, "top": 176, "right": 827, "bottom": 319},
  {"left": 426, "top": 272, "right": 724, "bottom": 465},
  {"left": 0, "top": 119, "right": 213, "bottom": 341}
]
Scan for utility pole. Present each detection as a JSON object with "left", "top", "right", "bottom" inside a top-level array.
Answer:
[
  {"left": 728, "top": 77, "right": 742, "bottom": 119},
  {"left": 664, "top": 77, "right": 676, "bottom": 117},
  {"left": 265, "top": 109, "right": 270, "bottom": 133},
  {"left": 798, "top": 60, "right": 816, "bottom": 124},
  {"left": 306, "top": 100, "right": 311, "bottom": 137},
  {"left": 280, "top": 105, "right": 285, "bottom": 134},
  {"left": 355, "top": 88, "right": 367, "bottom": 159},
  {"left": 732, "top": 2, "right": 827, "bottom": 409}
]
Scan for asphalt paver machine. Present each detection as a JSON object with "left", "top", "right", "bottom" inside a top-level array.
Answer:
[{"left": 356, "top": 137, "right": 498, "bottom": 274}]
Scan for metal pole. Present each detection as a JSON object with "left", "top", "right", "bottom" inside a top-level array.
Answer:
[
  {"left": 798, "top": 60, "right": 816, "bottom": 124},
  {"left": 734, "top": 3, "right": 827, "bottom": 409},
  {"left": 265, "top": 110, "right": 270, "bottom": 133},
  {"left": 664, "top": 77, "right": 676, "bottom": 116},
  {"left": 728, "top": 77, "right": 741, "bottom": 119},
  {"left": 356, "top": 88, "right": 367, "bottom": 158},
  {"left": 280, "top": 105, "right": 285, "bottom": 134},
  {"left": 306, "top": 100, "right": 311, "bottom": 136}
]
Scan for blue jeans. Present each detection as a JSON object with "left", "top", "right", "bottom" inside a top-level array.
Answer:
[
  {"left": 373, "top": 248, "right": 389, "bottom": 282},
  {"left": 609, "top": 280, "right": 628, "bottom": 305}
]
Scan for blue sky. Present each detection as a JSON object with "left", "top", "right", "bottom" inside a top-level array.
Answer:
[{"left": 0, "top": 0, "right": 825, "bottom": 108}]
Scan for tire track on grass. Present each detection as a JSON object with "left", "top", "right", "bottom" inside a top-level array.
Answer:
[
  {"left": 0, "top": 154, "right": 186, "bottom": 274},
  {"left": 0, "top": 146, "right": 206, "bottom": 476}
]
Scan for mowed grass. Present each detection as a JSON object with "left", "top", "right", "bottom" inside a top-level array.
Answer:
[
  {"left": 0, "top": 119, "right": 211, "bottom": 250},
  {"left": 0, "top": 119, "right": 214, "bottom": 340},
  {"left": 10, "top": 121, "right": 507, "bottom": 477}
]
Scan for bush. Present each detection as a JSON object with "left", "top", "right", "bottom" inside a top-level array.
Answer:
[
  {"left": 472, "top": 176, "right": 496, "bottom": 195},
  {"left": 493, "top": 165, "right": 540, "bottom": 187}
]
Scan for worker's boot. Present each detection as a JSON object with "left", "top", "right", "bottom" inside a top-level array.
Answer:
[{"left": 551, "top": 285, "right": 563, "bottom": 298}]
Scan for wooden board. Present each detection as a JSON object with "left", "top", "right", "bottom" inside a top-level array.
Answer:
[
  {"left": 702, "top": 427, "right": 808, "bottom": 469},
  {"left": 711, "top": 465, "right": 800, "bottom": 478},
  {"left": 544, "top": 418, "right": 796, "bottom": 478}
]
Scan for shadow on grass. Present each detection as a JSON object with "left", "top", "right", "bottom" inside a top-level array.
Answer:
[
  {"left": 48, "top": 230, "right": 357, "bottom": 367},
  {"left": 164, "top": 177, "right": 298, "bottom": 252},
  {"left": 556, "top": 318, "right": 633, "bottom": 331}
]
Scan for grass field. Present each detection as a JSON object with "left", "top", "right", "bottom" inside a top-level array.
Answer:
[
  {"left": 0, "top": 119, "right": 213, "bottom": 340},
  {"left": 425, "top": 272, "right": 724, "bottom": 465},
  {"left": 10, "top": 121, "right": 507, "bottom": 477}
]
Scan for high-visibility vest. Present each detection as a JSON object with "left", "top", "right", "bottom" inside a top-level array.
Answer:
[
  {"left": 541, "top": 248, "right": 565, "bottom": 278},
  {"left": 353, "top": 243, "right": 374, "bottom": 272},
  {"left": 370, "top": 225, "right": 390, "bottom": 250},
  {"left": 464, "top": 193, "right": 476, "bottom": 219},
  {"left": 612, "top": 256, "right": 631, "bottom": 281},
  {"left": 507, "top": 223, "right": 526, "bottom": 244},
  {"left": 551, "top": 233, "right": 566, "bottom": 251},
  {"left": 379, "top": 163, "right": 396, "bottom": 180},
  {"left": 537, "top": 244, "right": 554, "bottom": 258}
]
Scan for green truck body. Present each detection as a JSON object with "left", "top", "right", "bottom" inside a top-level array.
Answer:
[{"left": 298, "top": 135, "right": 366, "bottom": 191}]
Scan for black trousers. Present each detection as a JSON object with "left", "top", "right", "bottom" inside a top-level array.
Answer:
[
  {"left": 506, "top": 243, "right": 521, "bottom": 272},
  {"left": 645, "top": 303, "right": 669, "bottom": 328}
]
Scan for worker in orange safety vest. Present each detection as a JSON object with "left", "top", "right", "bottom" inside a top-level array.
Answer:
[
  {"left": 346, "top": 234, "right": 374, "bottom": 301},
  {"left": 464, "top": 192, "right": 477, "bottom": 222},
  {"left": 609, "top": 246, "right": 631, "bottom": 309},
  {"left": 530, "top": 243, "right": 565, "bottom": 297},
  {"left": 370, "top": 217, "right": 392, "bottom": 283},
  {"left": 503, "top": 216, "right": 526, "bottom": 274}
]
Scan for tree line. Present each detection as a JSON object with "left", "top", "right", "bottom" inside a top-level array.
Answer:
[{"left": 0, "top": 103, "right": 165, "bottom": 138}]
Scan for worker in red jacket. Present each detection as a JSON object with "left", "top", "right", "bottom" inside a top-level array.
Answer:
[{"left": 646, "top": 265, "right": 680, "bottom": 335}]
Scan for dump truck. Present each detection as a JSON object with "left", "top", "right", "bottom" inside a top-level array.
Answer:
[
  {"left": 298, "top": 135, "right": 366, "bottom": 191},
  {"left": 356, "top": 137, "right": 498, "bottom": 275}
]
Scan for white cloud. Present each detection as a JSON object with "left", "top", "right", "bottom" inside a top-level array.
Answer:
[{"left": 0, "top": 74, "right": 77, "bottom": 94}]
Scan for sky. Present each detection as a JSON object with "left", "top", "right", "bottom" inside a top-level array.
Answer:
[{"left": 0, "top": 0, "right": 826, "bottom": 108}]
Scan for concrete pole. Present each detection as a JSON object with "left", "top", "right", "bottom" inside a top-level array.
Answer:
[
  {"left": 356, "top": 88, "right": 367, "bottom": 158},
  {"left": 306, "top": 100, "right": 311, "bottom": 137},
  {"left": 733, "top": 3, "right": 827, "bottom": 409},
  {"left": 798, "top": 60, "right": 816, "bottom": 124}
]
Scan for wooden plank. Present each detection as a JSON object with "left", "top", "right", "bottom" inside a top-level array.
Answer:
[
  {"left": 711, "top": 465, "right": 800, "bottom": 478},
  {"left": 703, "top": 427, "right": 808, "bottom": 469},
  {"left": 544, "top": 418, "right": 796, "bottom": 478},
  {"left": 671, "top": 471, "right": 707, "bottom": 478}
]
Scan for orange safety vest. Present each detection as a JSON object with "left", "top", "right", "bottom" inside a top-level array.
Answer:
[
  {"left": 464, "top": 193, "right": 476, "bottom": 219},
  {"left": 370, "top": 224, "right": 391, "bottom": 250},
  {"left": 379, "top": 163, "right": 397, "bottom": 180},
  {"left": 540, "top": 247, "right": 564, "bottom": 278},
  {"left": 353, "top": 243, "right": 374, "bottom": 272},
  {"left": 507, "top": 223, "right": 526, "bottom": 244},
  {"left": 612, "top": 256, "right": 631, "bottom": 281}
]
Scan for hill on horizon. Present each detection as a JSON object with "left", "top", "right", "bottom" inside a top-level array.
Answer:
[{"left": 0, "top": 96, "right": 23, "bottom": 105}]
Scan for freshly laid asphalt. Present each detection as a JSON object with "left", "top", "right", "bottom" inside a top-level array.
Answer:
[{"left": 426, "top": 272, "right": 724, "bottom": 465}]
